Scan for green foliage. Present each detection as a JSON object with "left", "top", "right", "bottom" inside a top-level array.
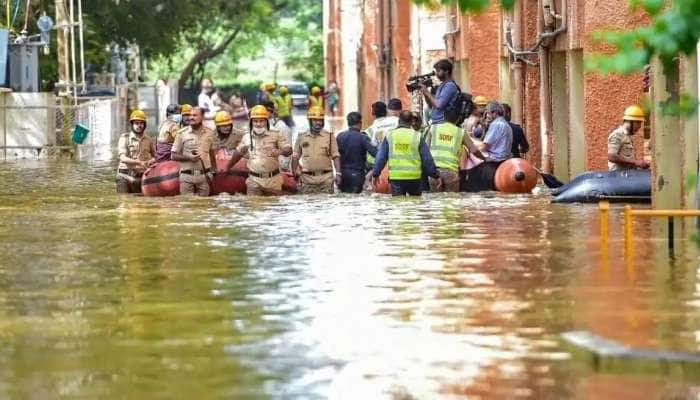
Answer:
[{"left": 587, "top": 0, "right": 700, "bottom": 76}]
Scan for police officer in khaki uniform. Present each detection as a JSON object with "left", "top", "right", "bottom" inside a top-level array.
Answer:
[
  {"left": 116, "top": 110, "right": 156, "bottom": 194},
  {"left": 292, "top": 106, "right": 341, "bottom": 194},
  {"left": 155, "top": 104, "right": 182, "bottom": 162},
  {"left": 171, "top": 106, "right": 217, "bottom": 196},
  {"left": 608, "top": 105, "right": 649, "bottom": 171},
  {"left": 223, "top": 105, "right": 292, "bottom": 196},
  {"left": 214, "top": 110, "right": 244, "bottom": 152}
]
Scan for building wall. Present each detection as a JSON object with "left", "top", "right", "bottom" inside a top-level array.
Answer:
[{"left": 324, "top": 0, "right": 694, "bottom": 194}]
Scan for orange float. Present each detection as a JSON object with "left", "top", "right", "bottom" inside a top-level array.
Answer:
[
  {"left": 142, "top": 161, "right": 180, "bottom": 197},
  {"left": 372, "top": 166, "right": 390, "bottom": 194},
  {"left": 494, "top": 158, "right": 538, "bottom": 193},
  {"left": 281, "top": 172, "right": 298, "bottom": 194},
  {"left": 211, "top": 149, "right": 248, "bottom": 195}
]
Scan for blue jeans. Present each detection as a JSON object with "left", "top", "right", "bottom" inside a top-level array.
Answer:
[
  {"left": 340, "top": 170, "right": 365, "bottom": 193},
  {"left": 390, "top": 180, "right": 422, "bottom": 196}
]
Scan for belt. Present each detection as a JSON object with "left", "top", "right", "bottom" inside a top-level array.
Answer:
[
  {"left": 249, "top": 169, "right": 280, "bottom": 179},
  {"left": 302, "top": 170, "right": 333, "bottom": 176},
  {"left": 180, "top": 168, "right": 210, "bottom": 175},
  {"left": 118, "top": 169, "right": 143, "bottom": 177}
]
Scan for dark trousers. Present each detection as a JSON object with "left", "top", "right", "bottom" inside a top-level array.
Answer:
[
  {"left": 390, "top": 179, "right": 423, "bottom": 196},
  {"left": 116, "top": 176, "right": 142, "bottom": 194},
  {"left": 340, "top": 170, "right": 366, "bottom": 193},
  {"left": 463, "top": 161, "right": 502, "bottom": 192},
  {"left": 281, "top": 116, "right": 295, "bottom": 128}
]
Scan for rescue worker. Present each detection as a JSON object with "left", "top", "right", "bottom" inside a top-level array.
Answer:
[
  {"left": 465, "top": 101, "right": 513, "bottom": 192},
  {"left": 214, "top": 110, "right": 244, "bottom": 152},
  {"left": 262, "top": 83, "right": 276, "bottom": 104},
  {"left": 155, "top": 104, "right": 181, "bottom": 162},
  {"left": 171, "top": 106, "right": 217, "bottom": 196},
  {"left": 180, "top": 104, "right": 193, "bottom": 127},
  {"left": 465, "top": 95, "right": 488, "bottom": 139},
  {"left": 263, "top": 101, "right": 293, "bottom": 171},
  {"left": 224, "top": 105, "right": 292, "bottom": 196},
  {"left": 116, "top": 110, "right": 156, "bottom": 194},
  {"left": 308, "top": 86, "right": 324, "bottom": 110},
  {"left": 426, "top": 109, "right": 483, "bottom": 192},
  {"left": 387, "top": 98, "right": 402, "bottom": 117},
  {"left": 365, "top": 102, "right": 399, "bottom": 169},
  {"left": 608, "top": 105, "right": 649, "bottom": 171},
  {"left": 274, "top": 86, "right": 295, "bottom": 129},
  {"left": 292, "top": 106, "right": 341, "bottom": 194},
  {"left": 372, "top": 111, "right": 441, "bottom": 196}
]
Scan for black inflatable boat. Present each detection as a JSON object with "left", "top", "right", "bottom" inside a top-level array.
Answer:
[{"left": 551, "top": 170, "right": 651, "bottom": 203}]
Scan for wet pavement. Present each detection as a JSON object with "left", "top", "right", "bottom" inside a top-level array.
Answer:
[{"left": 0, "top": 160, "right": 699, "bottom": 399}]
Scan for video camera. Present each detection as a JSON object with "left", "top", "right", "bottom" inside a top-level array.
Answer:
[{"left": 405, "top": 71, "right": 436, "bottom": 92}]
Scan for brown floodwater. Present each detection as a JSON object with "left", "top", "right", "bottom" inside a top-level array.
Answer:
[{"left": 0, "top": 160, "right": 699, "bottom": 399}]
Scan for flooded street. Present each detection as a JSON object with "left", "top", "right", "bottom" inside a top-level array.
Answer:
[{"left": 1, "top": 161, "right": 699, "bottom": 399}]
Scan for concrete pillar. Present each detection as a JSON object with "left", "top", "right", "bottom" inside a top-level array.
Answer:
[
  {"left": 680, "top": 53, "right": 699, "bottom": 210},
  {"left": 567, "top": 49, "right": 586, "bottom": 177},
  {"left": 651, "top": 57, "right": 682, "bottom": 210},
  {"left": 551, "top": 51, "right": 569, "bottom": 179}
]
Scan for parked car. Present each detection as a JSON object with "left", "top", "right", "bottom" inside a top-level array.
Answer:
[{"left": 278, "top": 81, "right": 309, "bottom": 109}]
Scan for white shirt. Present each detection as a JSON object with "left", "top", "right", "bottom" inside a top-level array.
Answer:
[
  {"left": 197, "top": 92, "right": 219, "bottom": 119},
  {"left": 366, "top": 116, "right": 399, "bottom": 147}
]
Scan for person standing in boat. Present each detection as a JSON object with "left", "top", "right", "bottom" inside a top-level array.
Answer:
[
  {"left": 464, "top": 101, "right": 513, "bottom": 192},
  {"left": 155, "top": 104, "right": 182, "bottom": 162},
  {"left": 214, "top": 111, "right": 244, "bottom": 152},
  {"left": 608, "top": 105, "right": 650, "bottom": 171}
]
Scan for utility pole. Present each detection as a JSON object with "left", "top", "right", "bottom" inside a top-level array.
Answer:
[{"left": 55, "top": 0, "right": 71, "bottom": 154}]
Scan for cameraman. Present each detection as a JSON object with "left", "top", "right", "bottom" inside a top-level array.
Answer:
[{"left": 420, "top": 59, "right": 460, "bottom": 125}]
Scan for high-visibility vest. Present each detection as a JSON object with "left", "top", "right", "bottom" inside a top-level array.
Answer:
[
  {"left": 274, "top": 95, "right": 292, "bottom": 118},
  {"left": 387, "top": 127, "right": 422, "bottom": 180},
  {"left": 309, "top": 95, "right": 324, "bottom": 109},
  {"left": 366, "top": 117, "right": 398, "bottom": 166},
  {"left": 429, "top": 122, "right": 463, "bottom": 172}
]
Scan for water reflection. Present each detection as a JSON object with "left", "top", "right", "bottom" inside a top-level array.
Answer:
[{"left": 0, "top": 161, "right": 699, "bottom": 399}]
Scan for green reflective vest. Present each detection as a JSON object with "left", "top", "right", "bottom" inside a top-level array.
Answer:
[
  {"left": 274, "top": 95, "right": 292, "bottom": 118},
  {"left": 387, "top": 127, "right": 422, "bottom": 180},
  {"left": 429, "top": 122, "right": 463, "bottom": 172}
]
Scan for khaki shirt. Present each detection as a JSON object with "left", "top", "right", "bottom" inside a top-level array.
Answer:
[
  {"left": 171, "top": 125, "right": 216, "bottom": 171},
  {"left": 236, "top": 129, "right": 290, "bottom": 174},
  {"left": 117, "top": 132, "right": 155, "bottom": 172},
  {"left": 157, "top": 120, "right": 181, "bottom": 144},
  {"left": 608, "top": 126, "right": 635, "bottom": 171},
  {"left": 293, "top": 130, "right": 339, "bottom": 172},
  {"left": 215, "top": 129, "right": 245, "bottom": 151}
]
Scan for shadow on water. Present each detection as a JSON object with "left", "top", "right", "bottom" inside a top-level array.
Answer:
[{"left": 0, "top": 160, "right": 699, "bottom": 399}]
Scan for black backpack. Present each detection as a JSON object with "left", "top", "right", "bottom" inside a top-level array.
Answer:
[{"left": 444, "top": 81, "right": 474, "bottom": 126}]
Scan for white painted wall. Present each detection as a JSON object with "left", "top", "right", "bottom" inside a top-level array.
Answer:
[{"left": 339, "top": 0, "right": 362, "bottom": 114}]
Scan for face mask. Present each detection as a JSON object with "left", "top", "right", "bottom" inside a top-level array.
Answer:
[
  {"left": 172, "top": 114, "right": 182, "bottom": 124},
  {"left": 253, "top": 126, "right": 266, "bottom": 135}
]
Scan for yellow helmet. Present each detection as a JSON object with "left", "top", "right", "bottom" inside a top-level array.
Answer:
[
  {"left": 129, "top": 109, "right": 147, "bottom": 122},
  {"left": 214, "top": 110, "right": 233, "bottom": 127},
  {"left": 259, "top": 83, "right": 266, "bottom": 90},
  {"left": 474, "top": 95, "right": 488, "bottom": 107},
  {"left": 279, "top": 86, "right": 288, "bottom": 96},
  {"left": 623, "top": 105, "right": 645, "bottom": 122},
  {"left": 307, "top": 106, "right": 324, "bottom": 120},
  {"left": 180, "top": 104, "right": 193, "bottom": 116},
  {"left": 250, "top": 105, "right": 270, "bottom": 120},
  {"left": 311, "top": 86, "right": 321, "bottom": 95},
  {"left": 265, "top": 83, "right": 276, "bottom": 92}
]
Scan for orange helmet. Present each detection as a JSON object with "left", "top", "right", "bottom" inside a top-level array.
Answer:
[
  {"left": 129, "top": 109, "right": 147, "bottom": 122},
  {"left": 250, "top": 105, "right": 270, "bottom": 120},
  {"left": 214, "top": 110, "right": 233, "bottom": 127},
  {"left": 307, "top": 106, "right": 324, "bottom": 120},
  {"left": 180, "top": 104, "right": 193, "bottom": 115},
  {"left": 473, "top": 96, "right": 488, "bottom": 107}
]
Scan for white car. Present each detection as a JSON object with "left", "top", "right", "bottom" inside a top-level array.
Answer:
[{"left": 278, "top": 81, "right": 309, "bottom": 109}]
